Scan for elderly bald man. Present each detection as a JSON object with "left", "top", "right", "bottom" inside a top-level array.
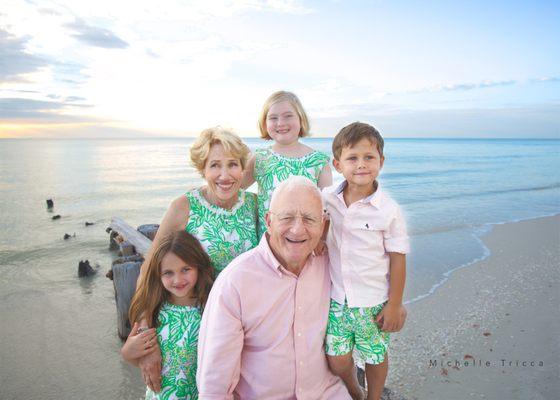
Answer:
[{"left": 197, "top": 176, "right": 350, "bottom": 399}]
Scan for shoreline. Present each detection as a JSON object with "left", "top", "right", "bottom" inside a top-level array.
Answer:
[
  {"left": 405, "top": 211, "right": 560, "bottom": 305},
  {"left": 388, "top": 215, "right": 560, "bottom": 399}
]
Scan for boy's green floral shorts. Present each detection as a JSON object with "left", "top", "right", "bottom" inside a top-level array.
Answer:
[{"left": 325, "top": 299, "right": 390, "bottom": 365}]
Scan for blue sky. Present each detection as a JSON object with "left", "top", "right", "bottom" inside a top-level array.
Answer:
[{"left": 1, "top": 0, "right": 558, "bottom": 138}]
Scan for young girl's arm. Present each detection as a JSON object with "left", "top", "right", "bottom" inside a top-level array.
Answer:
[
  {"left": 376, "top": 253, "right": 407, "bottom": 332},
  {"left": 317, "top": 163, "right": 333, "bottom": 189},
  {"left": 241, "top": 153, "right": 256, "bottom": 189},
  {"left": 121, "top": 322, "right": 159, "bottom": 366}
]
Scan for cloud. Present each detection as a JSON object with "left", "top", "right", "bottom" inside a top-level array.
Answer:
[
  {"left": 64, "top": 19, "right": 129, "bottom": 49},
  {"left": 0, "top": 97, "right": 93, "bottom": 122},
  {"left": 530, "top": 76, "right": 559, "bottom": 83},
  {"left": 0, "top": 28, "right": 48, "bottom": 83},
  {"left": 262, "top": 0, "right": 314, "bottom": 14},
  {"left": 440, "top": 80, "right": 516, "bottom": 92},
  {"left": 312, "top": 104, "right": 560, "bottom": 138}
]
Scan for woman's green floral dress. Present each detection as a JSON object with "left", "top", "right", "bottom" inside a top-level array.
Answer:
[
  {"left": 254, "top": 147, "right": 330, "bottom": 237},
  {"left": 145, "top": 303, "right": 201, "bottom": 400},
  {"left": 185, "top": 188, "right": 258, "bottom": 273}
]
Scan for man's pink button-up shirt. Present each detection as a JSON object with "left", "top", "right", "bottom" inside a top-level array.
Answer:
[
  {"left": 197, "top": 235, "right": 350, "bottom": 400},
  {"left": 323, "top": 182, "right": 410, "bottom": 308}
]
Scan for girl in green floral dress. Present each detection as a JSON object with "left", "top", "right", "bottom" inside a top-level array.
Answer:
[
  {"left": 122, "top": 230, "right": 214, "bottom": 400},
  {"left": 241, "top": 91, "right": 332, "bottom": 237}
]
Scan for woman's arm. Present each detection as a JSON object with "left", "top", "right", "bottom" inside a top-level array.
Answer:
[
  {"left": 241, "top": 154, "right": 256, "bottom": 189},
  {"left": 121, "top": 322, "right": 159, "bottom": 366},
  {"left": 138, "top": 195, "right": 190, "bottom": 280},
  {"left": 317, "top": 162, "right": 333, "bottom": 189}
]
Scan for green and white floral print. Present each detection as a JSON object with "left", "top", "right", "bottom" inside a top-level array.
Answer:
[
  {"left": 325, "top": 299, "right": 390, "bottom": 366},
  {"left": 185, "top": 188, "right": 258, "bottom": 273},
  {"left": 254, "top": 147, "right": 330, "bottom": 237},
  {"left": 145, "top": 303, "right": 200, "bottom": 400}
]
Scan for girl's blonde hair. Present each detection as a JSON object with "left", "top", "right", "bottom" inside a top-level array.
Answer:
[
  {"left": 129, "top": 230, "right": 214, "bottom": 328},
  {"left": 258, "top": 91, "right": 310, "bottom": 140},
  {"left": 190, "top": 127, "right": 250, "bottom": 175}
]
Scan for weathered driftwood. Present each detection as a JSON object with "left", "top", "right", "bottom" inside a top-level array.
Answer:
[
  {"left": 109, "top": 217, "right": 154, "bottom": 339},
  {"left": 118, "top": 241, "right": 136, "bottom": 257},
  {"left": 108, "top": 230, "right": 119, "bottom": 251},
  {"left": 112, "top": 260, "right": 142, "bottom": 340},
  {"left": 137, "top": 224, "right": 159, "bottom": 241},
  {"left": 78, "top": 260, "right": 95, "bottom": 277},
  {"left": 110, "top": 217, "right": 152, "bottom": 256}
]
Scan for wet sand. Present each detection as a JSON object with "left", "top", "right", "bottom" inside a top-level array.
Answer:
[{"left": 387, "top": 216, "right": 560, "bottom": 399}]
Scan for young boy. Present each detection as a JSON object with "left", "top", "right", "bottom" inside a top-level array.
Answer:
[{"left": 323, "top": 122, "right": 409, "bottom": 400}]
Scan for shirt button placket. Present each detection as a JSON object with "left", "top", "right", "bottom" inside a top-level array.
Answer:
[{"left": 294, "top": 279, "right": 304, "bottom": 398}]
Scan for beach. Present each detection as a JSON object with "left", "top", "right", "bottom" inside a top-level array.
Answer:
[
  {"left": 0, "top": 138, "right": 558, "bottom": 399},
  {"left": 388, "top": 215, "right": 560, "bottom": 399}
]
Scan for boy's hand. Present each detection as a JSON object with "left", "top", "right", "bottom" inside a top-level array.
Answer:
[{"left": 376, "top": 303, "right": 407, "bottom": 332}]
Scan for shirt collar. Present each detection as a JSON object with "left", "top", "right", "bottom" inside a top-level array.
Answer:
[
  {"left": 334, "top": 180, "right": 384, "bottom": 209},
  {"left": 257, "top": 234, "right": 287, "bottom": 277}
]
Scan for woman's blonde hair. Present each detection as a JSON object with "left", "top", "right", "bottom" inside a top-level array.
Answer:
[
  {"left": 190, "top": 127, "right": 250, "bottom": 175},
  {"left": 129, "top": 230, "right": 214, "bottom": 328},
  {"left": 258, "top": 91, "right": 310, "bottom": 140}
]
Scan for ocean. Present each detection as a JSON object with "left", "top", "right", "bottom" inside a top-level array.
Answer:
[{"left": 0, "top": 137, "right": 559, "bottom": 399}]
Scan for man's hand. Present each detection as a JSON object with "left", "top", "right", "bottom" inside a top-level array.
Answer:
[{"left": 138, "top": 344, "right": 162, "bottom": 392}]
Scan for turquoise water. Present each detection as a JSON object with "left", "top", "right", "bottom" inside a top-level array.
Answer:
[{"left": 0, "top": 138, "right": 559, "bottom": 398}]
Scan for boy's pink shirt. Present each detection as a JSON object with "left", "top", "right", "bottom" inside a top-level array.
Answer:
[
  {"left": 196, "top": 235, "right": 349, "bottom": 400},
  {"left": 323, "top": 181, "right": 410, "bottom": 308}
]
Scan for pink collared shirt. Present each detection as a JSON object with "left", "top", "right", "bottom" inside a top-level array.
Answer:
[
  {"left": 323, "top": 181, "right": 410, "bottom": 308},
  {"left": 197, "top": 235, "right": 349, "bottom": 400}
]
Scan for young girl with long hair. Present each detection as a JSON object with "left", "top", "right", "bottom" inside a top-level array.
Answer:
[{"left": 121, "top": 230, "right": 214, "bottom": 400}]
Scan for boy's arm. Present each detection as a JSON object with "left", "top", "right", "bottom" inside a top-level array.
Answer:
[
  {"left": 389, "top": 252, "right": 407, "bottom": 329},
  {"left": 314, "top": 218, "right": 330, "bottom": 255},
  {"left": 376, "top": 252, "right": 407, "bottom": 332},
  {"left": 377, "top": 203, "right": 409, "bottom": 332}
]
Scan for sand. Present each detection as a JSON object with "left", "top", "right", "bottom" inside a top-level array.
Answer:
[{"left": 386, "top": 215, "right": 560, "bottom": 400}]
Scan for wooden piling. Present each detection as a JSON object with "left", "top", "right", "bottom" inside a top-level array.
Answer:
[
  {"left": 108, "top": 217, "right": 154, "bottom": 339},
  {"left": 112, "top": 260, "right": 142, "bottom": 340}
]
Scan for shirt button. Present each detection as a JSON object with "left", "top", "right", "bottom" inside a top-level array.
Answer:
[
  {"left": 299, "top": 361, "right": 303, "bottom": 365},
  {"left": 297, "top": 332, "right": 301, "bottom": 337}
]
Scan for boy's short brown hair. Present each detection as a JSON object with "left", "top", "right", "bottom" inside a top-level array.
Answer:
[{"left": 332, "top": 122, "right": 384, "bottom": 160}]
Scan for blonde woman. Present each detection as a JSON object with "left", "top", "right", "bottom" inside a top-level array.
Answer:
[
  {"left": 136, "top": 127, "right": 258, "bottom": 393},
  {"left": 142, "top": 126, "right": 258, "bottom": 276}
]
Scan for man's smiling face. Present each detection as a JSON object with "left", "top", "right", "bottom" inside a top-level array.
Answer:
[{"left": 265, "top": 184, "right": 324, "bottom": 274}]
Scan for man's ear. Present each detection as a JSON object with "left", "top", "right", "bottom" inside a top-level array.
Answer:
[
  {"left": 380, "top": 155, "right": 385, "bottom": 170},
  {"left": 265, "top": 212, "right": 272, "bottom": 233}
]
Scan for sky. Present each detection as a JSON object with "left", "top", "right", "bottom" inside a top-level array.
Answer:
[{"left": 1, "top": 0, "right": 559, "bottom": 138}]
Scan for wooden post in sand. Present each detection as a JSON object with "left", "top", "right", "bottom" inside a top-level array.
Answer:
[{"left": 109, "top": 217, "right": 156, "bottom": 340}]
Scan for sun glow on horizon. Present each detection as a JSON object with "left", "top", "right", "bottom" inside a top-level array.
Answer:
[{"left": 1, "top": 0, "right": 559, "bottom": 138}]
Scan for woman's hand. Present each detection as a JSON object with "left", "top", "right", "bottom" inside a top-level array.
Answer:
[{"left": 121, "top": 322, "right": 159, "bottom": 362}]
